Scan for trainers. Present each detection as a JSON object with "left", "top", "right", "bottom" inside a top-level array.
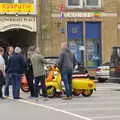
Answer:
[
  {"left": 43, "top": 98, "right": 49, "bottom": 101},
  {"left": 4, "top": 96, "right": 9, "bottom": 99},
  {"left": 62, "top": 96, "right": 72, "bottom": 100},
  {"left": 62, "top": 96, "right": 70, "bottom": 100},
  {"left": 68, "top": 96, "right": 72, "bottom": 100},
  {"left": 35, "top": 98, "right": 39, "bottom": 101}
]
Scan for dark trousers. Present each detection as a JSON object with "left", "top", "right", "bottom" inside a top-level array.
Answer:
[
  {"left": 11, "top": 73, "right": 21, "bottom": 99},
  {"left": 34, "top": 75, "right": 47, "bottom": 98},
  {"left": 0, "top": 74, "right": 4, "bottom": 98},
  {"left": 26, "top": 75, "right": 35, "bottom": 97},
  {"left": 4, "top": 74, "right": 12, "bottom": 96},
  {"left": 62, "top": 69, "right": 73, "bottom": 97},
  {"left": 0, "top": 86, "right": 2, "bottom": 97}
]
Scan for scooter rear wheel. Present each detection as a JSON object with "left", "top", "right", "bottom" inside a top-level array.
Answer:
[
  {"left": 82, "top": 89, "right": 93, "bottom": 97},
  {"left": 73, "top": 89, "right": 80, "bottom": 96}
]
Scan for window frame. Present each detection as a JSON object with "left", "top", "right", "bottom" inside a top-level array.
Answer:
[
  {"left": 67, "top": 0, "right": 83, "bottom": 8},
  {"left": 84, "top": 0, "right": 102, "bottom": 8}
]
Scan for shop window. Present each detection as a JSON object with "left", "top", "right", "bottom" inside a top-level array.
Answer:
[
  {"left": 72, "top": 28, "right": 78, "bottom": 34},
  {"left": 84, "top": 0, "right": 102, "bottom": 8},
  {"left": 86, "top": 22, "right": 101, "bottom": 67},
  {"left": 0, "top": 0, "right": 33, "bottom": 3},
  {"left": 67, "top": 0, "right": 83, "bottom": 8}
]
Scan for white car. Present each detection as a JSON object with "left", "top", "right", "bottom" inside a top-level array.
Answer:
[{"left": 96, "top": 63, "right": 110, "bottom": 82}]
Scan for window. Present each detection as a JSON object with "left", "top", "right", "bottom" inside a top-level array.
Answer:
[
  {"left": 84, "top": 0, "right": 101, "bottom": 8},
  {"left": 67, "top": 0, "right": 83, "bottom": 8},
  {"left": 0, "top": 0, "right": 34, "bottom": 3}
]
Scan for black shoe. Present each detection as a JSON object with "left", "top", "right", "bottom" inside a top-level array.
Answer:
[
  {"left": 0, "top": 97, "right": 5, "bottom": 99},
  {"left": 14, "top": 97, "right": 23, "bottom": 100}
]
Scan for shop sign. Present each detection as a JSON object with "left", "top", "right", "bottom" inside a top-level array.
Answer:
[
  {"left": 0, "top": 16, "right": 36, "bottom": 32},
  {"left": 0, "top": 3, "right": 35, "bottom": 13},
  {"left": 52, "top": 12, "right": 117, "bottom": 18}
]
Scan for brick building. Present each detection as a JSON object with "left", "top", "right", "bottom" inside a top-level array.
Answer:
[{"left": 40, "top": 0, "right": 120, "bottom": 71}]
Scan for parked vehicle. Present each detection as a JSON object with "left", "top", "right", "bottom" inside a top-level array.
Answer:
[
  {"left": 96, "top": 62, "right": 110, "bottom": 82},
  {"left": 41, "top": 64, "right": 96, "bottom": 98},
  {"left": 110, "top": 46, "right": 120, "bottom": 83}
]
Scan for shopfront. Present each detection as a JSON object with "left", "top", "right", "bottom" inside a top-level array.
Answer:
[
  {"left": 67, "top": 21, "right": 101, "bottom": 68},
  {"left": 0, "top": 16, "right": 36, "bottom": 52}
]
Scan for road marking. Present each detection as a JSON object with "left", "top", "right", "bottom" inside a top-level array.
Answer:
[
  {"left": 44, "top": 101, "right": 116, "bottom": 106},
  {"left": 15, "top": 99, "right": 93, "bottom": 120},
  {"left": 93, "top": 116, "right": 120, "bottom": 119}
]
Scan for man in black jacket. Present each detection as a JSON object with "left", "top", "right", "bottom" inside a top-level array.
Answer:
[
  {"left": 4, "top": 46, "right": 14, "bottom": 97},
  {"left": 7, "top": 47, "right": 26, "bottom": 99}
]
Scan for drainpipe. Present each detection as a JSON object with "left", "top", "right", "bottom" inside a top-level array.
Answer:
[{"left": 36, "top": 0, "right": 41, "bottom": 48}]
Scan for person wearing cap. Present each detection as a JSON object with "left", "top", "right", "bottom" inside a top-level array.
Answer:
[{"left": 6, "top": 47, "right": 26, "bottom": 99}]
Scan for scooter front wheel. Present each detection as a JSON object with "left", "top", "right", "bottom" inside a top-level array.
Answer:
[
  {"left": 47, "top": 86, "right": 56, "bottom": 98},
  {"left": 82, "top": 89, "right": 93, "bottom": 97},
  {"left": 21, "top": 83, "right": 30, "bottom": 92}
]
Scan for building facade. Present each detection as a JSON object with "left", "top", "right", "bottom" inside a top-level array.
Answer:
[
  {"left": 0, "top": 0, "right": 120, "bottom": 71},
  {"left": 40, "top": 0, "right": 119, "bottom": 70},
  {"left": 0, "top": 0, "right": 37, "bottom": 52}
]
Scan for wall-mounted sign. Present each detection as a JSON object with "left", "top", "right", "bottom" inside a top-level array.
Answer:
[
  {"left": 0, "top": 3, "right": 34, "bottom": 13},
  {"left": 52, "top": 12, "right": 117, "bottom": 18},
  {"left": 0, "top": 0, "right": 37, "bottom": 14},
  {"left": 0, "top": 16, "right": 36, "bottom": 32}
]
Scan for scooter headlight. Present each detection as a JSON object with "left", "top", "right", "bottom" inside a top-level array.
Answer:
[
  {"left": 88, "top": 83, "right": 93, "bottom": 88},
  {"left": 54, "top": 71, "right": 58, "bottom": 76}
]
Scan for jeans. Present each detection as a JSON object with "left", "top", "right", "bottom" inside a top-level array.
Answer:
[
  {"left": 4, "top": 74, "right": 12, "bottom": 96},
  {"left": 62, "top": 69, "right": 72, "bottom": 97},
  {"left": 34, "top": 75, "right": 47, "bottom": 98},
  {"left": 11, "top": 73, "right": 21, "bottom": 99}
]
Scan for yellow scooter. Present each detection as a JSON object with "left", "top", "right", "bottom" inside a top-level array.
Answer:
[{"left": 44, "top": 65, "right": 96, "bottom": 98}]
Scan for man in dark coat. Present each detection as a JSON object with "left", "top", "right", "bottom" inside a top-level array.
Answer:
[
  {"left": 58, "top": 42, "right": 76, "bottom": 100},
  {"left": 7, "top": 47, "right": 26, "bottom": 99},
  {"left": 4, "top": 46, "right": 14, "bottom": 97}
]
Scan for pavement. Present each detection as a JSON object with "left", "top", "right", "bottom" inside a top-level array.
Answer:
[{"left": 0, "top": 82, "right": 120, "bottom": 120}]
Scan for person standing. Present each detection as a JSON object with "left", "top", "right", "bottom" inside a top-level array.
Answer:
[
  {"left": 25, "top": 51, "right": 34, "bottom": 97},
  {"left": 0, "top": 47, "right": 6, "bottom": 99},
  {"left": 31, "top": 47, "right": 48, "bottom": 100},
  {"left": 7, "top": 47, "right": 26, "bottom": 99},
  {"left": 4, "top": 46, "right": 14, "bottom": 97},
  {"left": 58, "top": 42, "right": 76, "bottom": 100}
]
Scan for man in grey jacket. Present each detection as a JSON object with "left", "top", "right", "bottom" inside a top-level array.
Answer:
[
  {"left": 31, "top": 47, "right": 47, "bottom": 100},
  {"left": 58, "top": 42, "right": 76, "bottom": 100}
]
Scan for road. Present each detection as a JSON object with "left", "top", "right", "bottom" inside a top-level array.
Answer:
[{"left": 0, "top": 83, "right": 120, "bottom": 120}]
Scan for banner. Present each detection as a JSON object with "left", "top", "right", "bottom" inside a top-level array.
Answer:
[{"left": 0, "top": 3, "right": 34, "bottom": 13}]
